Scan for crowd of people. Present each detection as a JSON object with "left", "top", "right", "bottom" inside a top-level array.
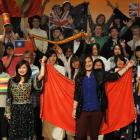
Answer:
[{"left": 0, "top": 0, "right": 140, "bottom": 140}]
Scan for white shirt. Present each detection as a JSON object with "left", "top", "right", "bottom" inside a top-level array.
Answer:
[
  {"left": 127, "top": 39, "right": 140, "bottom": 51},
  {"left": 54, "top": 64, "right": 66, "bottom": 76},
  {"left": 28, "top": 28, "right": 48, "bottom": 54},
  {"left": 73, "top": 40, "right": 80, "bottom": 54}
]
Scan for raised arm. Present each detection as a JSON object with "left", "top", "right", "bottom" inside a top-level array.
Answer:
[
  {"left": 118, "top": 60, "right": 134, "bottom": 76},
  {"left": 104, "top": 60, "right": 134, "bottom": 82},
  {"left": 37, "top": 56, "right": 46, "bottom": 81},
  {"left": 87, "top": 9, "right": 95, "bottom": 33},
  {"left": 55, "top": 45, "right": 71, "bottom": 78}
]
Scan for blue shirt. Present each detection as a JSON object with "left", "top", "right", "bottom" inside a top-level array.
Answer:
[{"left": 82, "top": 73, "right": 99, "bottom": 111}]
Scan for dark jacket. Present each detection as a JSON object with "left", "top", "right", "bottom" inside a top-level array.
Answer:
[{"left": 74, "top": 69, "right": 120, "bottom": 119}]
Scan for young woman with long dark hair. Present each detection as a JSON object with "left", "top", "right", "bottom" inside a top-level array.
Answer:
[
  {"left": 108, "top": 44, "right": 128, "bottom": 70},
  {"left": 5, "top": 59, "right": 45, "bottom": 140},
  {"left": 72, "top": 56, "right": 134, "bottom": 140}
]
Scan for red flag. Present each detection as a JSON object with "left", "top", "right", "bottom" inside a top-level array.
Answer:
[
  {"left": 14, "top": 40, "right": 35, "bottom": 55},
  {"left": 40, "top": 66, "right": 136, "bottom": 134},
  {"left": 40, "top": 64, "right": 76, "bottom": 133},
  {"left": 100, "top": 68, "right": 136, "bottom": 134}
]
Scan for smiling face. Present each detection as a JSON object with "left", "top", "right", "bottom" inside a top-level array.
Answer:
[
  {"left": 114, "top": 45, "right": 121, "bottom": 56},
  {"left": 32, "top": 18, "right": 40, "bottom": 28},
  {"left": 85, "top": 57, "right": 93, "bottom": 71},
  {"left": 18, "top": 64, "right": 28, "bottom": 77},
  {"left": 132, "top": 28, "right": 140, "bottom": 37},
  {"left": 116, "top": 58, "right": 125, "bottom": 68},
  {"left": 53, "top": 6, "right": 62, "bottom": 16},
  {"left": 110, "top": 28, "right": 119, "bottom": 39},
  {"left": 65, "top": 48, "right": 73, "bottom": 58},
  {"left": 92, "top": 45, "right": 99, "bottom": 56},
  {"left": 48, "top": 53, "right": 57, "bottom": 65},
  {"left": 52, "top": 29, "right": 62, "bottom": 39},
  {"left": 94, "top": 26, "right": 103, "bottom": 37},
  {"left": 96, "top": 15, "right": 105, "bottom": 25},
  {"left": 72, "top": 60, "right": 80, "bottom": 69}
]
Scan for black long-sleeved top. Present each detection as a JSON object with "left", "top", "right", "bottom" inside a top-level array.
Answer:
[{"left": 74, "top": 69, "right": 120, "bottom": 118}]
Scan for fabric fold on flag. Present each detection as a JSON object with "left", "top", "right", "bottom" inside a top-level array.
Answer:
[
  {"left": 40, "top": 64, "right": 75, "bottom": 133},
  {"left": 100, "top": 68, "right": 136, "bottom": 134}
]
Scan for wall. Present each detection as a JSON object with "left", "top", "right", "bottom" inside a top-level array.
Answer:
[{"left": 44, "top": 0, "right": 140, "bottom": 20}]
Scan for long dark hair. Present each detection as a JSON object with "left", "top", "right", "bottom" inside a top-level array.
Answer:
[
  {"left": 92, "top": 43, "right": 101, "bottom": 56},
  {"left": 75, "top": 55, "right": 93, "bottom": 81},
  {"left": 114, "top": 54, "right": 126, "bottom": 67},
  {"left": 45, "top": 49, "right": 58, "bottom": 64},
  {"left": 13, "top": 60, "right": 31, "bottom": 83},
  {"left": 85, "top": 43, "right": 101, "bottom": 56},
  {"left": 0, "top": 60, "right": 5, "bottom": 74},
  {"left": 113, "top": 44, "right": 123, "bottom": 56},
  {"left": 93, "top": 58, "right": 105, "bottom": 71}
]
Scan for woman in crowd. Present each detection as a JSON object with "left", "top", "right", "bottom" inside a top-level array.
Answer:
[
  {"left": 90, "top": 43, "right": 110, "bottom": 71},
  {"left": 70, "top": 56, "right": 81, "bottom": 80},
  {"left": 108, "top": 44, "right": 128, "bottom": 70},
  {"left": 72, "top": 55, "right": 134, "bottom": 140},
  {"left": 0, "top": 60, "right": 10, "bottom": 140},
  {"left": 5, "top": 59, "right": 45, "bottom": 140},
  {"left": 2, "top": 43, "right": 21, "bottom": 77}
]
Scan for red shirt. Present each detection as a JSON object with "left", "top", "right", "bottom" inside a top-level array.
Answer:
[{"left": 2, "top": 55, "right": 21, "bottom": 77}]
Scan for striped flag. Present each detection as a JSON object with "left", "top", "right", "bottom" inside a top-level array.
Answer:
[{"left": 0, "top": 73, "right": 10, "bottom": 94}]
